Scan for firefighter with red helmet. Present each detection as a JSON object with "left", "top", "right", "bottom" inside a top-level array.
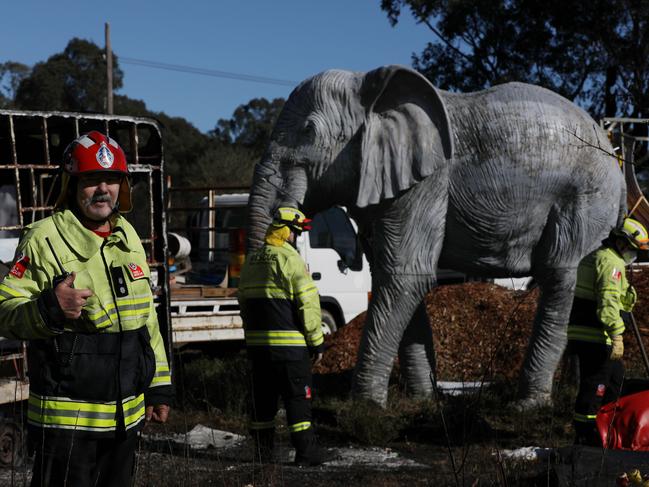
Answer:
[
  {"left": 238, "top": 207, "right": 333, "bottom": 466},
  {"left": 568, "top": 217, "right": 649, "bottom": 446},
  {"left": 0, "top": 131, "right": 173, "bottom": 485}
]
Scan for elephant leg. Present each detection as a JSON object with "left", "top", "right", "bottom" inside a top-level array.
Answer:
[
  {"left": 518, "top": 266, "right": 577, "bottom": 407},
  {"left": 352, "top": 275, "right": 432, "bottom": 406},
  {"left": 352, "top": 176, "right": 446, "bottom": 406},
  {"left": 398, "top": 301, "right": 435, "bottom": 398}
]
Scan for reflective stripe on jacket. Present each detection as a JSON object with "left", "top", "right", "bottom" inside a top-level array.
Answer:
[
  {"left": 238, "top": 242, "right": 322, "bottom": 361},
  {"left": 0, "top": 209, "right": 173, "bottom": 437},
  {"left": 568, "top": 246, "right": 632, "bottom": 345},
  {"left": 28, "top": 393, "right": 145, "bottom": 433}
]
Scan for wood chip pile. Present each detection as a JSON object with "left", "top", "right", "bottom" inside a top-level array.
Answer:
[{"left": 315, "top": 267, "right": 649, "bottom": 381}]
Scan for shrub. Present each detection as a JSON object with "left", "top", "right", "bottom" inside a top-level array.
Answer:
[{"left": 178, "top": 353, "right": 250, "bottom": 417}]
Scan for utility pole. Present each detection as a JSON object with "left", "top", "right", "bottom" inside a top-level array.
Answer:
[{"left": 105, "top": 22, "right": 113, "bottom": 115}]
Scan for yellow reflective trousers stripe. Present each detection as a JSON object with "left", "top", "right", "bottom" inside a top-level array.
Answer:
[
  {"left": 27, "top": 393, "right": 145, "bottom": 432},
  {"left": 288, "top": 421, "right": 311, "bottom": 433},
  {"left": 574, "top": 413, "right": 597, "bottom": 423},
  {"left": 245, "top": 330, "right": 307, "bottom": 347},
  {"left": 567, "top": 326, "right": 611, "bottom": 345}
]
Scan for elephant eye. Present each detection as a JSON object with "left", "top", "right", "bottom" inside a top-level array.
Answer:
[{"left": 302, "top": 121, "right": 316, "bottom": 139}]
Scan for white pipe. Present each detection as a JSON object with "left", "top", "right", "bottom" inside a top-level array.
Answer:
[{"left": 168, "top": 232, "right": 192, "bottom": 260}]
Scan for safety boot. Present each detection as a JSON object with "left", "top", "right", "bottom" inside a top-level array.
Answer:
[{"left": 292, "top": 429, "right": 336, "bottom": 466}]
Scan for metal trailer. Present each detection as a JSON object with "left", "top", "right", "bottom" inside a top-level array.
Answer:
[
  {"left": 169, "top": 293, "right": 244, "bottom": 344},
  {"left": 602, "top": 117, "right": 649, "bottom": 227},
  {"left": 0, "top": 109, "right": 171, "bottom": 466},
  {"left": 167, "top": 186, "right": 247, "bottom": 345}
]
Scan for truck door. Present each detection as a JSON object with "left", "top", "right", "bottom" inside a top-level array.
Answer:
[{"left": 300, "top": 207, "right": 371, "bottom": 327}]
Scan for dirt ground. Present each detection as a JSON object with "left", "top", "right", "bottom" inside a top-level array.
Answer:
[{"left": 130, "top": 403, "right": 566, "bottom": 487}]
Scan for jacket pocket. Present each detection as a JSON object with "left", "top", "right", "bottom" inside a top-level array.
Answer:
[
  {"left": 134, "top": 326, "right": 156, "bottom": 395},
  {"left": 54, "top": 333, "right": 120, "bottom": 401}
]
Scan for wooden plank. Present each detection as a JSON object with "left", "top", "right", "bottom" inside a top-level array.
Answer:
[
  {"left": 172, "top": 327, "right": 244, "bottom": 345},
  {"left": 170, "top": 286, "right": 203, "bottom": 299},
  {"left": 202, "top": 287, "right": 238, "bottom": 298},
  {"left": 170, "top": 285, "right": 238, "bottom": 300}
]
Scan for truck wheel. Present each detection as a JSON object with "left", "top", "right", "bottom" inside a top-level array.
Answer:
[
  {"left": 321, "top": 310, "right": 337, "bottom": 336},
  {"left": 0, "top": 422, "right": 24, "bottom": 467}
]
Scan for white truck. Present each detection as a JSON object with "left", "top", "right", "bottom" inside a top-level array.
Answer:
[{"left": 167, "top": 191, "right": 372, "bottom": 345}]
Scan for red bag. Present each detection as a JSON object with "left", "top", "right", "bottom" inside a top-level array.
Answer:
[{"left": 597, "top": 390, "right": 649, "bottom": 450}]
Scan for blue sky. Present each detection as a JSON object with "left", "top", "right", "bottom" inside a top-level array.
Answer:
[{"left": 1, "top": 1, "right": 432, "bottom": 133}]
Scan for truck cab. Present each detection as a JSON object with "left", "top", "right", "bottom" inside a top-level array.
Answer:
[
  {"left": 185, "top": 193, "right": 372, "bottom": 335},
  {"left": 295, "top": 205, "right": 371, "bottom": 333}
]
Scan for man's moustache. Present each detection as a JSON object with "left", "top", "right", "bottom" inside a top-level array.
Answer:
[{"left": 83, "top": 195, "right": 113, "bottom": 207}]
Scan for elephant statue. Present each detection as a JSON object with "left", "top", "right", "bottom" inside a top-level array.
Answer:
[{"left": 246, "top": 64, "right": 625, "bottom": 407}]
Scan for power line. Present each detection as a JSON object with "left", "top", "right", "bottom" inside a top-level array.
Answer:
[{"left": 119, "top": 56, "right": 298, "bottom": 87}]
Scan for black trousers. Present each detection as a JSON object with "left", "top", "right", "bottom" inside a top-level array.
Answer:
[
  {"left": 249, "top": 358, "right": 313, "bottom": 440},
  {"left": 30, "top": 433, "right": 137, "bottom": 487},
  {"left": 569, "top": 340, "right": 624, "bottom": 445}
]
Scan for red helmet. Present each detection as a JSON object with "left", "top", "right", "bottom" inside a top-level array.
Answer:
[
  {"left": 55, "top": 131, "right": 132, "bottom": 212},
  {"left": 62, "top": 131, "right": 128, "bottom": 176}
]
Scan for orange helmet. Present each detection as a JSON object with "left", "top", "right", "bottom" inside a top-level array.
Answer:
[{"left": 55, "top": 131, "right": 132, "bottom": 212}]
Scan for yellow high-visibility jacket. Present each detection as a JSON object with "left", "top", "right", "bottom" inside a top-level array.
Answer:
[
  {"left": 238, "top": 242, "right": 323, "bottom": 361},
  {"left": 568, "top": 246, "right": 635, "bottom": 345},
  {"left": 0, "top": 209, "right": 173, "bottom": 437}
]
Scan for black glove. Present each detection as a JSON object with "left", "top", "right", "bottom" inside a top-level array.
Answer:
[{"left": 36, "top": 289, "right": 65, "bottom": 333}]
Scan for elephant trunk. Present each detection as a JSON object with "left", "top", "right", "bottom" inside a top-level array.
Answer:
[
  {"left": 246, "top": 155, "right": 309, "bottom": 252},
  {"left": 246, "top": 160, "right": 278, "bottom": 252}
]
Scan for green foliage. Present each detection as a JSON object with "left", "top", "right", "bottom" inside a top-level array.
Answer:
[
  {"left": 327, "top": 392, "right": 446, "bottom": 446},
  {"left": 3, "top": 37, "right": 282, "bottom": 189},
  {"left": 212, "top": 97, "right": 284, "bottom": 153},
  {"left": 155, "top": 113, "right": 211, "bottom": 184},
  {"left": 179, "top": 353, "right": 250, "bottom": 417},
  {"left": 315, "top": 372, "right": 576, "bottom": 449},
  {"left": 334, "top": 398, "right": 412, "bottom": 445},
  {"left": 113, "top": 93, "right": 150, "bottom": 117},
  {"left": 193, "top": 142, "right": 258, "bottom": 187},
  {"left": 381, "top": 0, "right": 649, "bottom": 118},
  {"left": 15, "top": 38, "right": 123, "bottom": 112},
  {"left": 0, "top": 62, "right": 30, "bottom": 108},
  {"left": 114, "top": 94, "right": 256, "bottom": 187}
]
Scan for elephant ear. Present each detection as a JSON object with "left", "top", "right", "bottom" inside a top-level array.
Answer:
[{"left": 356, "top": 65, "right": 453, "bottom": 208}]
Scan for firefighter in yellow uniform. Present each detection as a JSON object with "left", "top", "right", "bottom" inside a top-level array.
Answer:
[
  {"left": 0, "top": 132, "right": 173, "bottom": 486},
  {"left": 568, "top": 217, "right": 648, "bottom": 446},
  {"left": 238, "top": 207, "right": 332, "bottom": 466}
]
